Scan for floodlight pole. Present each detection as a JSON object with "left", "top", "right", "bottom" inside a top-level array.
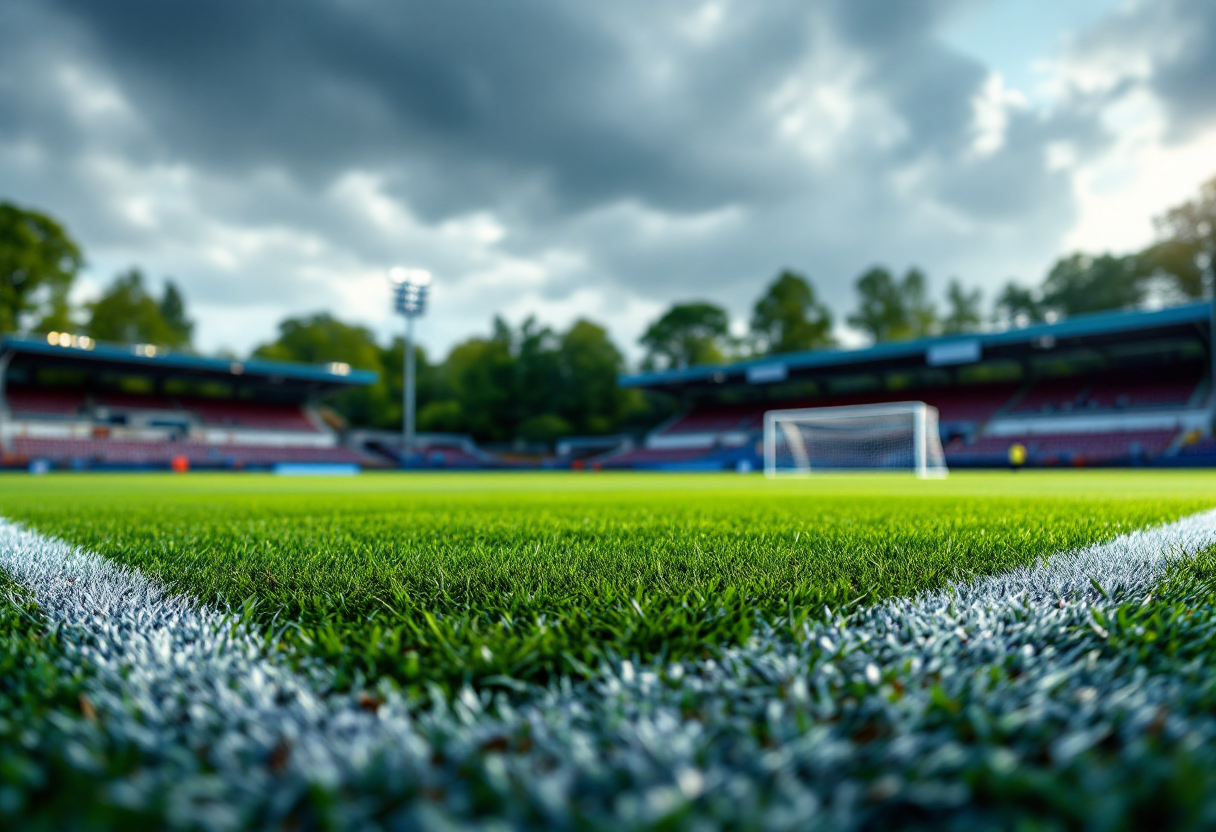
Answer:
[
  {"left": 389, "top": 267, "right": 431, "bottom": 466},
  {"left": 404, "top": 313, "right": 416, "bottom": 457}
]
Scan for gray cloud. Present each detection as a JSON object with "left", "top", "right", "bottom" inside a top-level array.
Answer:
[
  {"left": 1063, "top": 0, "right": 1216, "bottom": 141},
  {"left": 0, "top": 0, "right": 1210, "bottom": 358}
]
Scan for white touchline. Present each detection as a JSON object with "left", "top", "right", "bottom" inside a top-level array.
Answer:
[{"left": 2, "top": 509, "right": 1216, "bottom": 831}]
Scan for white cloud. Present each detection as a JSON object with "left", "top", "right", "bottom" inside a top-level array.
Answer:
[
  {"left": 970, "top": 73, "right": 1027, "bottom": 157},
  {"left": 1065, "top": 111, "right": 1216, "bottom": 253}
]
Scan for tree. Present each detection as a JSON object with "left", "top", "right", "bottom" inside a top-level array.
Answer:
[
  {"left": 513, "top": 316, "right": 563, "bottom": 432},
  {"left": 554, "top": 319, "right": 640, "bottom": 435},
  {"left": 417, "top": 400, "right": 463, "bottom": 433},
  {"left": 750, "top": 270, "right": 834, "bottom": 355},
  {"left": 420, "top": 316, "right": 641, "bottom": 443},
  {"left": 993, "top": 281, "right": 1045, "bottom": 326},
  {"left": 517, "top": 413, "right": 574, "bottom": 445},
  {"left": 940, "top": 279, "right": 983, "bottom": 335},
  {"left": 254, "top": 310, "right": 646, "bottom": 443},
  {"left": 1039, "top": 253, "right": 1142, "bottom": 317},
  {"left": 253, "top": 313, "right": 415, "bottom": 429},
  {"left": 1145, "top": 174, "right": 1216, "bottom": 299},
  {"left": 158, "top": 281, "right": 194, "bottom": 346},
  {"left": 639, "top": 302, "right": 732, "bottom": 370},
  {"left": 86, "top": 269, "right": 194, "bottom": 349},
  {"left": 0, "top": 201, "right": 83, "bottom": 333},
  {"left": 255, "top": 313, "right": 383, "bottom": 368},
  {"left": 1138, "top": 240, "right": 1204, "bottom": 302},
  {"left": 847, "top": 266, "right": 937, "bottom": 342},
  {"left": 438, "top": 334, "right": 515, "bottom": 441}
]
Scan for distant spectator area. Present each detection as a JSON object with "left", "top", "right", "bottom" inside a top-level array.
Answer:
[
  {"left": 0, "top": 333, "right": 378, "bottom": 469},
  {"left": 10, "top": 437, "right": 371, "bottom": 467},
  {"left": 186, "top": 399, "right": 318, "bottom": 431},
  {"left": 7, "top": 387, "right": 88, "bottom": 419},
  {"left": 1012, "top": 368, "right": 1201, "bottom": 414}
]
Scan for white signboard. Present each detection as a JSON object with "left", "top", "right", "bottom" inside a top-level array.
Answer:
[
  {"left": 746, "top": 363, "right": 788, "bottom": 384},
  {"left": 926, "top": 339, "right": 981, "bottom": 367}
]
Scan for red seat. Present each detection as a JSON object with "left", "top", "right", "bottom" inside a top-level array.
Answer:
[{"left": 185, "top": 399, "right": 318, "bottom": 431}]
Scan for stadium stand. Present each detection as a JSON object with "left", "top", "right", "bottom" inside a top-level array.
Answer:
[
  {"left": 599, "top": 446, "right": 717, "bottom": 468},
  {"left": 186, "top": 399, "right": 319, "bottom": 431},
  {"left": 9, "top": 437, "right": 371, "bottom": 467},
  {"left": 946, "top": 430, "right": 1178, "bottom": 466},
  {"left": 1086, "top": 370, "right": 1202, "bottom": 409},
  {"left": 0, "top": 334, "right": 381, "bottom": 470},
  {"left": 344, "top": 429, "right": 499, "bottom": 469},
  {"left": 1012, "top": 377, "right": 1090, "bottom": 414},
  {"left": 654, "top": 382, "right": 1019, "bottom": 440},
  {"left": 3, "top": 302, "right": 1214, "bottom": 472},
  {"left": 1011, "top": 369, "right": 1202, "bottom": 414},
  {"left": 661, "top": 404, "right": 763, "bottom": 434},
  {"left": 616, "top": 302, "right": 1216, "bottom": 470},
  {"left": 6, "top": 387, "right": 89, "bottom": 418}
]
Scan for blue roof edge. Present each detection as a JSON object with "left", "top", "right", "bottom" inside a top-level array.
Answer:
[
  {"left": 619, "top": 301, "right": 1211, "bottom": 389},
  {"left": 0, "top": 335, "right": 379, "bottom": 386}
]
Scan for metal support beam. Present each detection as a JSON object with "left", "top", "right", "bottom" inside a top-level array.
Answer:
[{"left": 0, "top": 350, "right": 13, "bottom": 453}]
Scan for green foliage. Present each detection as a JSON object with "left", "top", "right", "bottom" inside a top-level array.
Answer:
[
  {"left": 255, "top": 312, "right": 385, "bottom": 368},
  {"left": 941, "top": 278, "right": 983, "bottom": 334},
  {"left": 0, "top": 201, "right": 83, "bottom": 334},
  {"left": 1138, "top": 240, "right": 1205, "bottom": 302},
  {"left": 847, "top": 266, "right": 937, "bottom": 342},
  {"left": 157, "top": 281, "right": 193, "bottom": 345},
  {"left": 750, "top": 270, "right": 835, "bottom": 355},
  {"left": 437, "top": 328, "right": 516, "bottom": 441},
  {"left": 553, "top": 319, "right": 639, "bottom": 434},
  {"left": 2, "top": 470, "right": 1210, "bottom": 697},
  {"left": 1040, "top": 253, "right": 1144, "bottom": 317},
  {"left": 427, "top": 316, "right": 639, "bottom": 443},
  {"left": 253, "top": 313, "right": 436, "bottom": 430},
  {"left": 417, "top": 399, "right": 463, "bottom": 433},
  {"left": 640, "top": 302, "right": 732, "bottom": 369},
  {"left": 999, "top": 175, "right": 1216, "bottom": 323},
  {"left": 85, "top": 269, "right": 195, "bottom": 349},
  {"left": 517, "top": 413, "right": 574, "bottom": 443},
  {"left": 1150, "top": 173, "right": 1216, "bottom": 299},
  {"left": 993, "top": 280, "right": 1045, "bottom": 326}
]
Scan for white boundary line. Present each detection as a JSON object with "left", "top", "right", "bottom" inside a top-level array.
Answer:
[{"left": 3, "top": 510, "right": 1216, "bottom": 829}]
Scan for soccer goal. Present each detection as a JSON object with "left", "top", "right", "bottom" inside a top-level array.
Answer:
[{"left": 763, "top": 401, "right": 948, "bottom": 478}]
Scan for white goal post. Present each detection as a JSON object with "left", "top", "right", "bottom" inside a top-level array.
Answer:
[{"left": 763, "top": 401, "right": 948, "bottom": 478}]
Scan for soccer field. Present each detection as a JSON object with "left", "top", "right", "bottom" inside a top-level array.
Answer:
[{"left": 4, "top": 470, "right": 1216, "bottom": 829}]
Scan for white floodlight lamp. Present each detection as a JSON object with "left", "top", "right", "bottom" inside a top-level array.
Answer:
[
  {"left": 389, "top": 267, "right": 432, "bottom": 317},
  {"left": 388, "top": 267, "right": 433, "bottom": 463}
]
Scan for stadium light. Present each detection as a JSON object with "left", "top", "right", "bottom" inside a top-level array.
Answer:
[{"left": 388, "top": 267, "right": 432, "bottom": 462}]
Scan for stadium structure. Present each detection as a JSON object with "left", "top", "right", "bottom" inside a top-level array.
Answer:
[
  {"left": 0, "top": 333, "right": 383, "bottom": 470},
  {"left": 3, "top": 301, "right": 1215, "bottom": 472},
  {"left": 607, "top": 301, "right": 1216, "bottom": 471}
]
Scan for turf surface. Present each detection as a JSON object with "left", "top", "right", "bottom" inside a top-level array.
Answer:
[{"left": 2, "top": 470, "right": 1213, "bottom": 691}]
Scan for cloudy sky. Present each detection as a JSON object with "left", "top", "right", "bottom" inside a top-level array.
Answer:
[{"left": 1, "top": 0, "right": 1214, "bottom": 361}]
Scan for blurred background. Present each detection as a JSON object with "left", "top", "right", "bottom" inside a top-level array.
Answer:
[{"left": 0, "top": 0, "right": 1213, "bottom": 466}]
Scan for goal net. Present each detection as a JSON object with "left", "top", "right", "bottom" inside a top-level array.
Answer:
[{"left": 763, "top": 401, "right": 948, "bottom": 478}]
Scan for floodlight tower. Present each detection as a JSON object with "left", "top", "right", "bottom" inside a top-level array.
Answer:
[{"left": 388, "top": 267, "right": 432, "bottom": 461}]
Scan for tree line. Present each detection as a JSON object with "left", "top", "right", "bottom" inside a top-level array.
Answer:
[{"left": 1, "top": 175, "right": 1212, "bottom": 441}]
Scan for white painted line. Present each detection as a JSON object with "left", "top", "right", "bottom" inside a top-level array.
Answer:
[{"left": 3, "top": 509, "right": 1216, "bottom": 829}]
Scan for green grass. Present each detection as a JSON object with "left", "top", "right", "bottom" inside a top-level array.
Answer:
[{"left": 2, "top": 470, "right": 1215, "bottom": 691}]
